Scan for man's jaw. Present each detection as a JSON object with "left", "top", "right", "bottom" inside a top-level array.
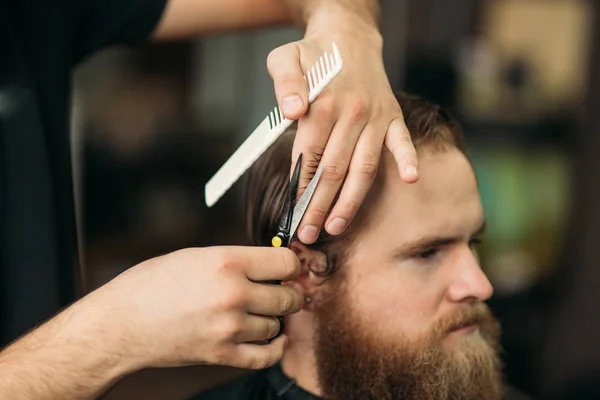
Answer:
[{"left": 312, "top": 302, "right": 504, "bottom": 400}]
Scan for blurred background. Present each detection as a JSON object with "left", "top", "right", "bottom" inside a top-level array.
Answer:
[{"left": 68, "top": 0, "right": 600, "bottom": 398}]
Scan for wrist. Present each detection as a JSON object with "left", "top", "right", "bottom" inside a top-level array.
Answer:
[
  {"left": 304, "top": 1, "right": 381, "bottom": 34},
  {"left": 304, "top": 3, "right": 383, "bottom": 49}
]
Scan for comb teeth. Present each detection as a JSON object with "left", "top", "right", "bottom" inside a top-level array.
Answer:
[
  {"left": 267, "top": 42, "right": 343, "bottom": 132},
  {"left": 268, "top": 106, "right": 284, "bottom": 130},
  {"left": 307, "top": 52, "right": 333, "bottom": 93}
]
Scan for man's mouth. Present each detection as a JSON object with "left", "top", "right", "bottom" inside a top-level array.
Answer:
[
  {"left": 436, "top": 305, "right": 490, "bottom": 340},
  {"left": 447, "top": 320, "right": 479, "bottom": 335},
  {"left": 450, "top": 323, "right": 477, "bottom": 335}
]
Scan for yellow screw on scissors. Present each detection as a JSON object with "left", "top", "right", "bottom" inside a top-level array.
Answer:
[{"left": 271, "top": 235, "right": 283, "bottom": 248}]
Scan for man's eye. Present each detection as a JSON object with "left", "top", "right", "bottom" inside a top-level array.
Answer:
[
  {"left": 417, "top": 248, "right": 439, "bottom": 259},
  {"left": 469, "top": 238, "right": 483, "bottom": 248}
]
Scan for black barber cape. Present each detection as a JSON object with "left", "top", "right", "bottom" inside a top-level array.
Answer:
[
  {"left": 189, "top": 364, "right": 536, "bottom": 400},
  {"left": 189, "top": 364, "right": 320, "bottom": 400},
  {"left": 0, "top": 0, "right": 166, "bottom": 347}
]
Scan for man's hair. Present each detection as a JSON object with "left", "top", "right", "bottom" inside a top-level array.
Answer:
[{"left": 245, "top": 91, "right": 467, "bottom": 280}]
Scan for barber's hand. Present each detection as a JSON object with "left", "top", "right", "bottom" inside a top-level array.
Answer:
[
  {"left": 267, "top": 4, "right": 418, "bottom": 244},
  {"left": 91, "top": 246, "right": 303, "bottom": 372}
]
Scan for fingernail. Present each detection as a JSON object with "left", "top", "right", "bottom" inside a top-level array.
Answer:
[
  {"left": 405, "top": 164, "right": 418, "bottom": 178},
  {"left": 299, "top": 225, "right": 319, "bottom": 244},
  {"left": 327, "top": 218, "right": 347, "bottom": 235},
  {"left": 272, "top": 319, "right": 282, "bottom": 337},
  {"left": 282, "top": 95, "right": 303, "bottom": 116}
]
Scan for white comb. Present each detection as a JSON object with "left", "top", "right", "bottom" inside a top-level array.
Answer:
[{"left": 204, "top": 42, "right": 344, "bottom": 207}]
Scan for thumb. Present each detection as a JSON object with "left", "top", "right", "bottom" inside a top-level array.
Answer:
[{"left": 267, "top": 43, "right": 309, "bottom": 120}]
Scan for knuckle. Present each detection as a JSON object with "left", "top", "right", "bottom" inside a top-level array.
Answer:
[
  {"left": 305, "top": 208, "right": 328, "bottom": 225},
  {"left": 399, "top": 134, "right": 413, "bottom": 145},
  {"left": 340, "top": 199, "right": 361, "bottom": 218},
  {"left": 278, "top": 291, "right": 294, "bottom": 314},
  {"left": 215, "top": 251, "right": 237, "bottom": 274},
  {"left": 220, "top": 315, "right": 244, "bottom": 339},
  {"left": 303, "top": 144, "right": 325, "bottom": 165},
  {"left": 348, "top": 99, "right": 368, "bottom": 123},
  {"left": 266, "top": 43, "right": 299, "bottom": 78},
  {"left": 221, "top": 290, "right": 246, "bottom": 311},
  {"left": 357, "top": 159, "right": 379, "bottom": 179},
  {"left": 322, "top": 164, "right": 345, "bottom": 183},
  {"left": 266, "top": 46, "right": 285, "bottom": 70},
  {"left": 368, "top": 105, "right": 383, "bottom": 122},
  {"left": 315, "top": 97, "right": 336, "bottom": 118},
  {"left": 276, "top": 74, "right": 303, "bottom": 88}
]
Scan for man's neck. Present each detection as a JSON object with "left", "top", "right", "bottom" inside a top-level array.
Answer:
[{"left": 281, "top": 344, "right": 322, "bottom": 397}]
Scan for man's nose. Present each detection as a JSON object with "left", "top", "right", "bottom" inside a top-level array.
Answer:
[{"left": 446, "top": 246, "right": 494, "bottom": 303}]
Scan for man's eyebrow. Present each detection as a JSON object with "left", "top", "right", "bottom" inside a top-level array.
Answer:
[{"left": 394, "top": 220, "right": 487, "bottom": 256}]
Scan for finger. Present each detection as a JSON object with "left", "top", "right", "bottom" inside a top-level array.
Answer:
[
  {"left": 297, "top": 117, "right": 367, "bottom": 244},
  {"left": 267, "top": 43, "right": 309, "bottom": 120},
  {"left": 384, "top": 117, "right": 419, "bottom": 183},
  {"left": 289, "top": 96, "right": 337, "bottom": 195},
  {"left": 243, "top": 247, "right": 301, "bottom": 282},
  {"left": 231, "top": 334, "right": 288, "bottom": 370},
  {"left": 234, "top": 315, "right": 282, "bottom": 343},
  {"left": 245, "top": 281, "right": 304, "bottom": 316},
  {"left": 325, "top": 123, "right": 382, "bottom": 235}
]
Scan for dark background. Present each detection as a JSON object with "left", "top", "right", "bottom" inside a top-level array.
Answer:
[{"left": 66, "top": 0, "right": 600, "bottom": 398}]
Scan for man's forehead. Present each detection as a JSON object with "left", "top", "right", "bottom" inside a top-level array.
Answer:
[
  {"left": 362, "top": 148, "right": 483, "bottom": 241},
  {"left": 379, "top": 147, "right": 477, "bottom": 202}
]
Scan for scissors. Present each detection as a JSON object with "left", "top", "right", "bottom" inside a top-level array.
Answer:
[
  {"left": 268, "top": 153, "right": 324, "bottom": 339},
  {"left": 272, "top": 153, "right": 324, "bottom": 249}
]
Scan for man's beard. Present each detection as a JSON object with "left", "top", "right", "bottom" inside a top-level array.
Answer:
[{"left": 313, "top": 277, "right": 504, "bottom": 400}]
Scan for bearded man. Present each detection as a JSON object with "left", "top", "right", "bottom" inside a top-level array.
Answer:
[{"left": 190, "top": 92, "right": 533, "bottom": 400}]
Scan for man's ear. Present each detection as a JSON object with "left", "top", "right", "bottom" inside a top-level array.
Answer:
[{"left": 288, "top": 241, "right": 327, "bottom": 308}]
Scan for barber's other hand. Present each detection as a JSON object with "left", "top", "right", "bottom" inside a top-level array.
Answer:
[
  {"left": 267, "top": 4, "right": 418, "bottom": 244},
  {"left": 87, "top": 246, "right": 303, "bottom": 372}
]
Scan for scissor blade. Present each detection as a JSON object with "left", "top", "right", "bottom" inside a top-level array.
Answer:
[{"left": 289, "top": 164, "right": 324, "bottom": 241}]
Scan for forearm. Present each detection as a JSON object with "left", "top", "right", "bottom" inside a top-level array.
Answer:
[
  {"left": 152, "top": 0, "right": 294, "bottom": 41},
  {"left": 151, "top": 0, "right": 381, "bottom": 41},
  {"left": 0, "top": 297, "right": 134, "bottom": 399}
]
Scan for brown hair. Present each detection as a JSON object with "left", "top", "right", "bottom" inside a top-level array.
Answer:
[{"left": 244, "top": 91, "right": 467, "bottom": 280}]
